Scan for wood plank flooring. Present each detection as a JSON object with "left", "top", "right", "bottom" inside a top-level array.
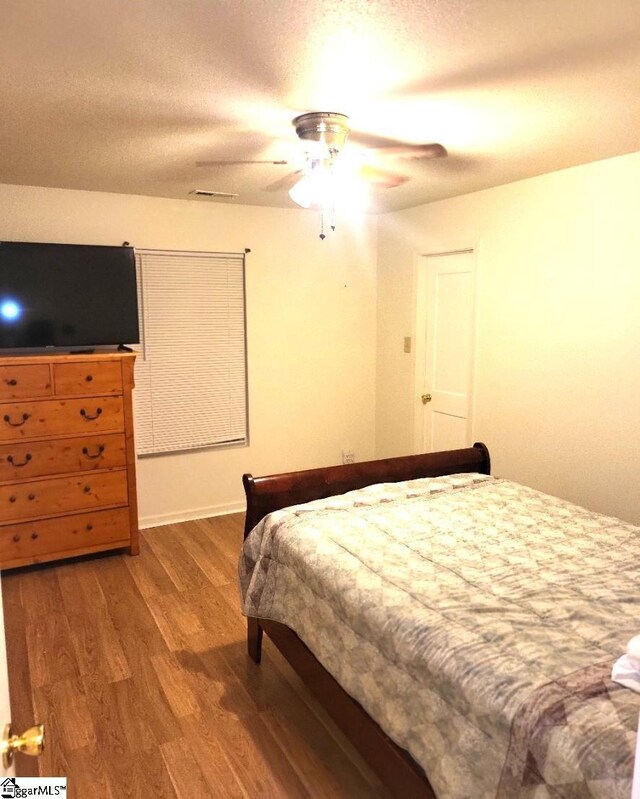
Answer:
[{"left": 2, "top": 513, "right": 390, "bottom": 798}]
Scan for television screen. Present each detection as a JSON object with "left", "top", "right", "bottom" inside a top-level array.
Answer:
[{"left": 0, "top": 241, "right": 140, "bottom": 349}]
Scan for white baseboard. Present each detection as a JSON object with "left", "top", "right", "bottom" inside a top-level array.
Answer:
[{"left": 139, "top": 502, "right": 245, "bottom": 530}]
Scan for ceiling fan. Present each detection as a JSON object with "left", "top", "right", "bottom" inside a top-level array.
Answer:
[
  {"left": 197, "top": 111, "right": 447, "bottom": 192},
  {"left": 196, "top": 112, "right": 447, "bottom": 237}
]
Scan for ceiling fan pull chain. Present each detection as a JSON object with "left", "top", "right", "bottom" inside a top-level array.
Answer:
[{"left": 319, "top": 210, "right": 326, "bottom": 240}]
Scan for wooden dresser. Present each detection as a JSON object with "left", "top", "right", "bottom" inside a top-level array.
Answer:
[{"left": 0, "top": 351, "right": 139, "bottom": 569}]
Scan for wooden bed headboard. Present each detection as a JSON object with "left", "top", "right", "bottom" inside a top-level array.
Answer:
[{"left": 242, "top": 442, "right": 490, "bottom": 539}]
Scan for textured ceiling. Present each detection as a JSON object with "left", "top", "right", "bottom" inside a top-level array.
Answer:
[{"left": 1, "top": 0, "right": 639, "bottom": 212}]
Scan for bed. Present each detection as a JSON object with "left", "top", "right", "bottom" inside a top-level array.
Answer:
[{"left": 239, "top": 444, "right": 640, "bottom": 798}]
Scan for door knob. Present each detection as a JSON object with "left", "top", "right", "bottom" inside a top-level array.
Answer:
[
  {"left": 421, "top": 393, "right": 432, "bottom": 404},
  {"left": 1, "top": 723, "right": 45, "bottom": 768}
]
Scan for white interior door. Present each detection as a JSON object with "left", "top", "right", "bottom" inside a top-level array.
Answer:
[
  {"left": 0, "top": 584, "right": 14, "bottom": 778},
  {"left": 415, "top": 250, "right": 476, "bottom": 453}
]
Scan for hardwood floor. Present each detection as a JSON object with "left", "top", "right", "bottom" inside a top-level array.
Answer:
[{"left": 2, "top": 514, "right": 390, "bottom": 798}]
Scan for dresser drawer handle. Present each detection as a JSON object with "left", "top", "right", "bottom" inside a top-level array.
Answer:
[
  {"left": 5, "top": 378, "right": 18, "bottom": 386},
  {"left": 12, "top": 534, "right": 20, "bottom": 543},
  {"left": 85, "top": 375, "right": 93, "bottom": 382},
  {"left": 31, "top": 532, "right": 38, "bottom": 540},
  {"left": 83, "top": 485, "right": 92, "bottom": 494},
  {"left": 28, "top": 493, "right": 36, "bottom": 501},
  {"left": 9, "top": 496, "right": 16, "bottom": 503},
  {"left": 86, "top": 524, "right": 94, "bottom": 532},
  {"left": 80, "top": 407, "right": 102, "bottom": 421},
  {"left": 82, "top": 445, "right": 105, "bottom": 460},
  {"left": 7, "top": 453, "right": 32, "bottom": 467},
  {"left": 3, "top": 413, "right": 30, "bottom": 427}
]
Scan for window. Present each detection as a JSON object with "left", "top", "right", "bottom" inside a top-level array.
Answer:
[{"left": 133, "top": 249, "right": 247, "bottom": 455}]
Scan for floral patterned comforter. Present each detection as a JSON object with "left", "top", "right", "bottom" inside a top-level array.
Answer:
[{"left": 239, "top": 474, "right": 640, "bottom": 798}]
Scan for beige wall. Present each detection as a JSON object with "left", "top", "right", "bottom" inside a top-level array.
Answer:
[
  {"left": 0, "top": 183, "right": 378, "bottom": 526},
  {"left": 377, "top": 151, "right": 640, "bottom": 524}
]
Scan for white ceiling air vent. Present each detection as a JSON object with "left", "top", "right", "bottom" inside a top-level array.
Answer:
[{"left": 189, "top": 189, "right": 238, "bottom": 199}]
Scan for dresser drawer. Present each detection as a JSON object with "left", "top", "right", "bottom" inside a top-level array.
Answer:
[
  {"left": 0, "top": 364, "right": 52, "bottom": 400},
  {"left": 0, "top": 507, "right": 131, "bottom": 565},
  {"left": 0, "top": 433, "right": 126, "bottom": 482},
  {"left": 53, "top": 360, "right": 123, "bottom": 397},
  {"left": 0, "top": 397, "right": 124, "bottom": 442},
  {"left": 0, "top": 469, "right": 128, "bottom": 523}
]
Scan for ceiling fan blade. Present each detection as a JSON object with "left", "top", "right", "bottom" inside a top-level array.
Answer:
[
  {"left": 358, "top": 165, "right": 410, "bottom": 189},
  {"left": 196, "top": 159, "right": 289, "bottom": 167},
  {"left": 349, "top": 131, "right": 447, "bottom": 160},
  {"left": 264, "top": 169, "right": 303, "bottom": 192},
  {"left": 378, "top": 143, "right": 448, "bottom": 160}
]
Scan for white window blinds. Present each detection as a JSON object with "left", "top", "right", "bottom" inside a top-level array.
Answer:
[{"left": 133, "top": 249, "right": 247, "bottom": 456}]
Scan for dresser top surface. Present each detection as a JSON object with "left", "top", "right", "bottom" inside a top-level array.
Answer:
[{"left": 0, "top": 351, "right": 137, "bottom": 366}]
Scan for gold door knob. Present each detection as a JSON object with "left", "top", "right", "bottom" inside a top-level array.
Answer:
[
  {"left": 421, "top": 393, "right": 432, "bottom": 404},
  {"left": 1, "top": 723, "right": 45, "bottom": 768}
]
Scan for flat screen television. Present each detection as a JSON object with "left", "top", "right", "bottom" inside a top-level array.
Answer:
[{"left": 0, "top": 241, "right": 140, "bottom": 350}]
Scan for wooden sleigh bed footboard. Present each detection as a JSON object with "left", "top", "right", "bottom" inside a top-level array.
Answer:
[{"left": 241, "top": 443, "right": 491, "bottom": 798}]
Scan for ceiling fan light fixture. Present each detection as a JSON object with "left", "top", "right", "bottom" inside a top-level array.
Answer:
[
  {"left": 288, "top": 174, "right": 314, "bottom": 208},
  {"left": 288, "top": 164, "right": 333, "bottom": 210},
  {"left": 289, "top": 158, "right": 369, "bottom": 226},
  {"left": 287, "top": 112, "right": 372, "bottom": 236}
]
